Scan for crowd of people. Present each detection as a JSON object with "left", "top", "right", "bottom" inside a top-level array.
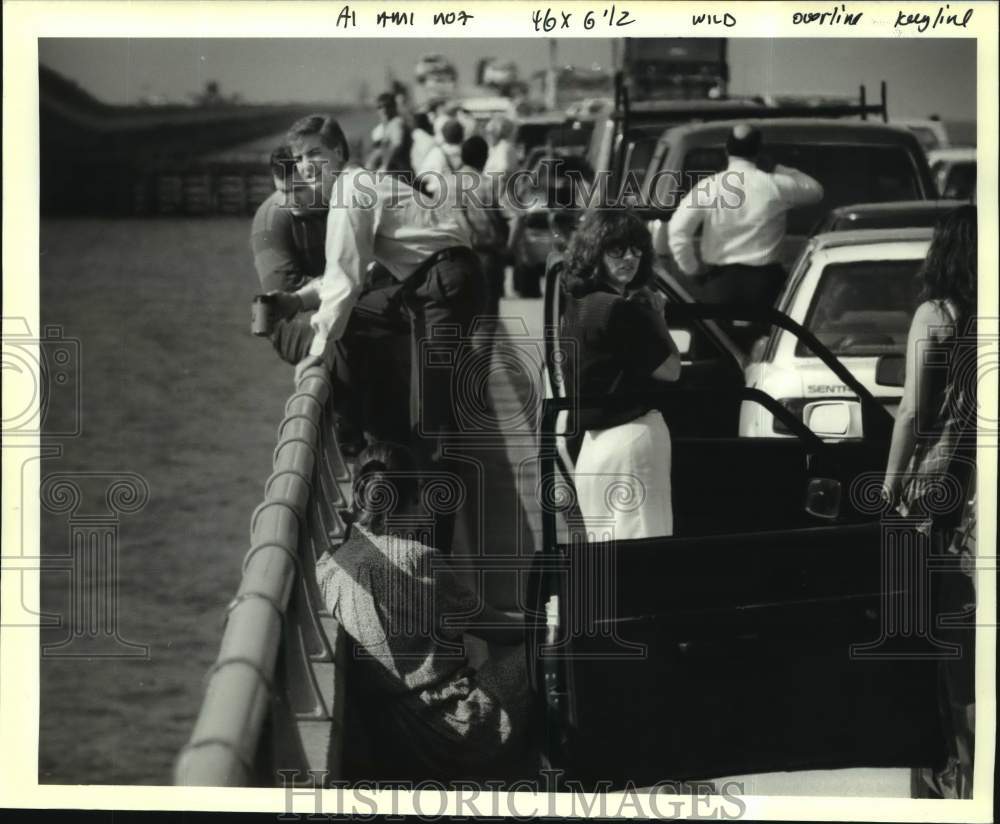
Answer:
[{"left": 246, "top": 99, "right": 978, "bottom": 785}]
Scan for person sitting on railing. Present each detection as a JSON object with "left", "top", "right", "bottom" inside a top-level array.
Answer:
[
  {"left": 252, "top": 143, "right": 411, "bottom": 451},
  {"left": 559, "top": 209, "right": 682, "bottom": 540},
  {"left": 269, "top": 114, "right": 489, "bottom": 554},
  {"left": 315, "top": 442, "right": 532, "bottom": 781}
]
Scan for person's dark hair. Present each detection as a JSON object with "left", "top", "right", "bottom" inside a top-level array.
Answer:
[
  {"left": 375, "top": 92, "right": 397, "bottom": 115},
  {"left": 562, "top": 209, "right": 655, "bottom": 297},
  {"left": 286, "top": 114, "right": 350, "bottom": 163},
  {"left": 350, "top": 442, "right": 420, "bottom": 536},
  {"left": 919, "top": 204, "right": 977, "bottom": 321},
  {"left": 413, "top": 112, "right": 434, "bottom": 135},
  {"left": 441, "top": 118, "right": 464, "bottom": 146},
  {"left": 461, "top": 135, "right": 489, "bottom": 172},
  {"left": 725, "top": 124, "right": 762, "bottom": 161},
  {"left": 269, "top": 144, "right": 297, "bottom": 187}
]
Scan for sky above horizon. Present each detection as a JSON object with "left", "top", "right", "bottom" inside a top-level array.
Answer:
[{"left": 39, "top": 37, "right": 977, "bottom": 121}]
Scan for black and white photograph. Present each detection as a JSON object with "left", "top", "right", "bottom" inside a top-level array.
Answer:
[{"left": 1, "top": 1, "right": 996, "bottom": 819}]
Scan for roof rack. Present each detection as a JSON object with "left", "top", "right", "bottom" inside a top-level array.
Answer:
[{"left": 612, "top": 74, "right": 888, "bottom": 134}]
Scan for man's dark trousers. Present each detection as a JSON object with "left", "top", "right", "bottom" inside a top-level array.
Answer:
[
  {"left": 403, "top": 246, "right": 489, "bottom": 555},
  {"left": 700, "top": 262, "right": 787, "bottom": 349}
]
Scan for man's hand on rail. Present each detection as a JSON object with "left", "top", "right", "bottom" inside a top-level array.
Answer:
[{"left": 294, "top": 354, "right": 325, "bottom": 385}]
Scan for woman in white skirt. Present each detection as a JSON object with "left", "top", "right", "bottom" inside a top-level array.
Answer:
[{"left": 559, "top": 209, "right": 681, "bottom": 540}]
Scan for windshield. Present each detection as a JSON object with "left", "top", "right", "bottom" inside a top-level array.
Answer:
[
  {"left": 796, "top": 259, "right": 922, "bottom": 357},
  {"left": 666, "top": 143, "right": 923, "bottom": 234},
  {"left": 907, "top": 126, "right": 941, "bottom": 152},
  {"left": 942, "top": 161, "right": 976, "bottom": 200}
]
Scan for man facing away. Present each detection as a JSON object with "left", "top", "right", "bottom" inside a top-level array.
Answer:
[
  {"left": 367, "top": 91, "right": 416, "bottom": 183},
  {"left": 666, "top": 124, "right": 824, "bottom": 323},
  {"left": 271, "top": 114, "right": 488, "bottom": 553}
]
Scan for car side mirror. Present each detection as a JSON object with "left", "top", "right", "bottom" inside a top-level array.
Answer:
[
  {"left": 804, "top": 477, "right": 842, "bottom": 520},
  {"left": 802, "top": 400, "right": 860, "bottom": 438},
  {"left": 671, "top": 329, "right": 692, "bottom": 357},
  {"left": 875, "top": 354, "right": 905, "bottom": 387}
]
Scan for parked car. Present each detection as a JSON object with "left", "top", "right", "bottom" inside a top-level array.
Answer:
[
  {"left": 512, "top": 114, "right": 570, "bottom": 162},
  {"left": 508, "top": 148, "right": 592, "bottom": 296},
  {"left": 927, "top": 147, "right": 977, "bottom": 200},
  {"left": 812, "top": 199, "right": 963, "bottom": 234},
  {"left": 641, "top": 118, "right": 937, "bottom": 272},
  {"left": 539, "top": 255, "right": 950, "bottom": 788},
  {"left": 740, "top": 227, "right": 932, "bottom": 439}
]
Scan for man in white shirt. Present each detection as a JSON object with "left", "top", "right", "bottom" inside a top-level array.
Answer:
[
  {"left": 667, "top": 124, "right": 824, "bottom": 318},
  {"left": 483, "top": 115, "right": 518, "bottom": 181},
  {"left": 271, "top": 114, "right": 487, "bottom": 552}
]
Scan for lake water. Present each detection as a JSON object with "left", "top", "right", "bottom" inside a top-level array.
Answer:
[
  {"left": 38, "top": 217, "right": 298, "bottom": 784},
  {"left": 35, "top": 216, "right": 544, "bottom": 785}
]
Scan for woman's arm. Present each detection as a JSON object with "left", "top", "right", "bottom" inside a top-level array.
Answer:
[
  {"left": 883, "top": 301, "right": 948, "bottom": 502},
  {"left": 629, "top": 289, "right": 682, "bottom": 383}
]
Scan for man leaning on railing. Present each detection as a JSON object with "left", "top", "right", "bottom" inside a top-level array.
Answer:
[{"left": 269, "top": 114, "right": 489, "bottom": 554}]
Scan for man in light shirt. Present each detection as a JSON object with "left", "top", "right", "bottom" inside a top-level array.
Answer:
[
  {"left": 667, "top": 124, "right": 824, "bottom": 317},
  {"left": 483, "top": 115, "right": 517, "bottom": 181},
  {"left": 271, "top": 114, "right": 487, "bottom": 549},
  {"left": 416, "top": 117, "right": 464, "bottom": 196}
]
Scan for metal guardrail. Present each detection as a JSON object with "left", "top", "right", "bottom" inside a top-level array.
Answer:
[{"left": 174, "top": 364, "right": 353, "bottom": 786}]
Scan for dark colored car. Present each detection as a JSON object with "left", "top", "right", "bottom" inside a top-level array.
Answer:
[
  {"left": 812, "top": 199, "right": 964, "bottom": 235},
  {"left": 538, "top": 258, "right": 961, "bottom": 788}
]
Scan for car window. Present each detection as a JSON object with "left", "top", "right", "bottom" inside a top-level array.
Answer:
[
  {"left": 795, "top": 259, "right": 922, "bottom": 357},
  {"left": 907, "top": 126, "right": 940, "bottom": 152},
  {"left": 943, "top": 162, "right": 976, "bottom": 200},
  {"left": 763, "top": 144, "right": 923, "bottom": 233}
]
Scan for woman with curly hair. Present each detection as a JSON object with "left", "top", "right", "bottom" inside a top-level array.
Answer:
[
  {"left": 559, "top": 209, "right": 681, "bottom": 539},
  {"left": 882, "top": 204, "right": 977, "bottom": 799}
]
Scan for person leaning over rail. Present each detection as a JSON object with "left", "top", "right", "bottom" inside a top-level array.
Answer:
[
  {"left": 559, "top": 209, "right": 681, "bottom": 540},
  {"left": 253, "top": 143, "right": 412, "bottom": 451},
  {"left": 251, "top": 144, "right": 327, "bottom": 365},
  {"left": 269, "top": 114, "right": 488, "bottom": 553},
  {"left": 315, "top": 442, "right": 532, "bottom": 781}
]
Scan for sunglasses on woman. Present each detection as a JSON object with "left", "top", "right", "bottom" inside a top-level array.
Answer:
[{"left": 605, "top": 244, "right": 643, "bottom": 260}]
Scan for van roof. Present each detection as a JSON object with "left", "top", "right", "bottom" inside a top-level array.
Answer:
[{"left": 659, "top": 118, "right": 920, "bottom": 146}]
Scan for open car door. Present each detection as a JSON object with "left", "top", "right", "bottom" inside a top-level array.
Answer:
[{"left": 534, "top": 303, "right": 952, "bottom": 789}]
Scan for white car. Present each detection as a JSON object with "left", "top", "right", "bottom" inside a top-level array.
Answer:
[
  {"left": 927, "top": 146, "right": 977, "bottom": 200},
  {"left": 740, "top": 227, "right": 932, "bottom": 439}
]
